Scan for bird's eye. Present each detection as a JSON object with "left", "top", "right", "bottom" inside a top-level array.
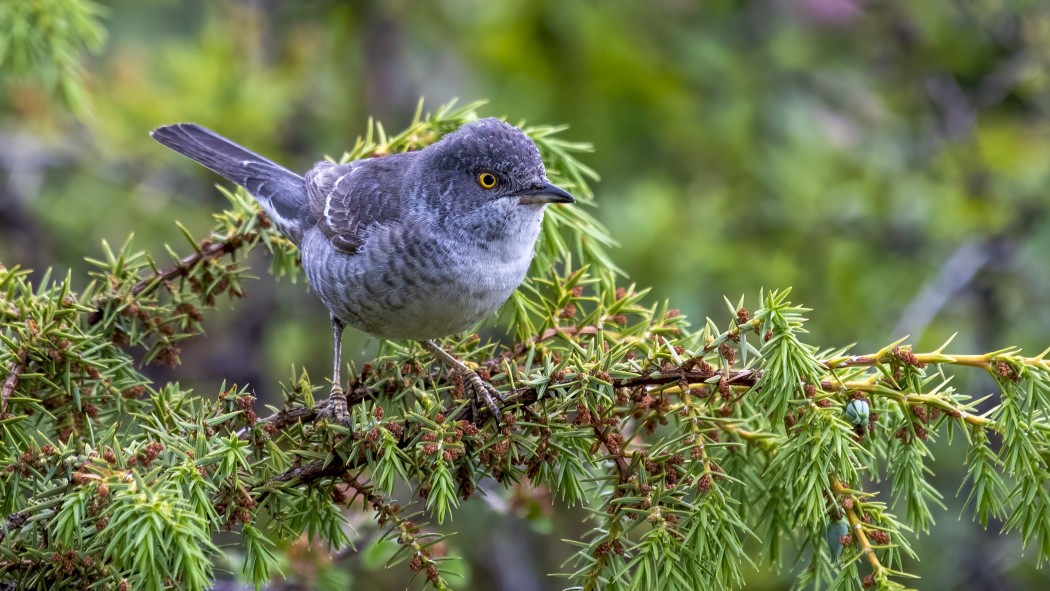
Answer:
[{"left": 477, "top": 171, "right": 498, "bottom": 189}]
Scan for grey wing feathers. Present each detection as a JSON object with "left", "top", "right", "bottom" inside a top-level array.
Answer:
[
  {"left": 151, "top": 123, "right": 310, "bottom": 243},
  {"left": 306, "top": 154, "right": 412, "bottom": 254}
]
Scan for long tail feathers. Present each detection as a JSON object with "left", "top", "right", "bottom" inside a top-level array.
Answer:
[{"left": 151, "top": 123, "right": 308, "bottom": 243}]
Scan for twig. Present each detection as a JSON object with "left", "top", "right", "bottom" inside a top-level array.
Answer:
[
  {"left": 261, "top": 343, "right": 1038, "bottom": 440},
  {"left": 254, "top": 406, "right": 317, "bottom": 435},
  {"left": 250, "top": 355, "right": 995, "bottom": 445},
  {"left": 825, "top": 352, "right": 991, "bottom": 370},
  {"left": 243, "top": 339, "right": 1016, "bottom": 506},
  {"left": 241, "top": 379, "right": 376, "bottom": 439},
  {"left": 592, "top": 424, "right": 631, "bottom": 488},
  {"left": 830, "top": 474, "right": 883, "bottom": 575},
  {"left": 257, "top": 460, "right": 449, "bottom": 587},
  {"left": 87, "top": 232, "right": 256, "bottom": 326},
  {"left": 254, "top": 455, "right": 363, "bottom": 507},
  {"left": 482, "top": 316, "right": 764, "bottom": 372},
  {"left": 1, "top": 356, "right": 24, "bottom": 417},
  {"left": 344, "top": 476, "right": 449, "bottom": 589}
]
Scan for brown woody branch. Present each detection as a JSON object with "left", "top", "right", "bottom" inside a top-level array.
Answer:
[
  {"left": 344, "top": 475, "right": 449, "bottom": 588},
  {"left": 482, "top": 316, "right": 763, "bottom": 372},
  {"left": 272, "top": 458, "right": 348, "bottom": 484},
  {"left": 592, "top": 424, "right": 631, "bottom": 488},
  {"left": 134, "top": 235, "right": 254, "bottom": 298},
  {"left": 252, "top": 347, "right": 992, "bottom": 491},
  {"left": 253, "top": 367, "right": 748, "bottom": 491},
  {"left": 1, "top": 356, "right": 24, "bottom": 417},
  {"left": 252, "top": 353, "right": 995, "bottom": 444},
  {"left": 250, "top": 367, "right": 764, "bottom": 444},
  {"left": 254, "top": 456, "right": 365, "bottom": 506},
  {"left": 87, "top": 232, "right": 257, "bottom": 326}
]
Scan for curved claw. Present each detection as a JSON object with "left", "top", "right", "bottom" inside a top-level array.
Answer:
[
  {"left": 464, "top": 372, "right": 505, "bottom": 426},
  {"left": 420, "top": 340, "right": 507, "bottom": 427},
  {"left": 316, "top": 385, "right": 353, "bottom": 427}
]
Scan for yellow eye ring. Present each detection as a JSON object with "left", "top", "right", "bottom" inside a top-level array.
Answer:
[{"left": 477, "top": 171, "right": 498, "bottom": 189}]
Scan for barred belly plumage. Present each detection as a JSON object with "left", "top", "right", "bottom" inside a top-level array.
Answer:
[{"left": 300, "top": 224, "right": 530, "bottom": 341}]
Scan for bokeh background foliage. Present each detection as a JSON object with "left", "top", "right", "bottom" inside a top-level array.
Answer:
[{"left": 2, "top": 1, "right": 1050, "bottom": 590}]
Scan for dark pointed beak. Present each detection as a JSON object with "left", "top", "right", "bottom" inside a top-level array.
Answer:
[{"left": 516, "top": 182, "right": 575, "bottom": 205}]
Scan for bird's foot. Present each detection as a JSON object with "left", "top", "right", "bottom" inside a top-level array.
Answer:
[
  {"left": 463, "top": 370, "right": 505, "bottom": 426},
  {"left": 421, "top": 340, "right": 506, "bottom": 426},
  {"left": 316, "top": 385, "right": 352, "bottom": 427}
]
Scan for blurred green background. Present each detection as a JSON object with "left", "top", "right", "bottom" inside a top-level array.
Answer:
[{"left": 2, "top": 1, "right": 1049, "bottom": 589}]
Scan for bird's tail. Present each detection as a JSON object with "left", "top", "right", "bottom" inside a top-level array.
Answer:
[{"left": 151, "top": 123, "right": 309, "bottom": 243}]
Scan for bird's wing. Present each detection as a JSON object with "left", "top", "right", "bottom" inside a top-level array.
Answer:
[{"left": 306, "top": 154, "right": 413, "bottom": 254}]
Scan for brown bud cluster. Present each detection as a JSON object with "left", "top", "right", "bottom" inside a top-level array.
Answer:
[
  {"left": 869, "top": 530, "right": 891, "bottom": 545},
  {"left": 719, "top": 343, "right": 735, "bottom": 367},
  {"left": 130, "top": 442, "right": 165, "bottom": 468},
  {"left": 383, "top": 422, "right": 404, "bottom": 438},
  {"left": 736, "top": 307, "right": 750, "bottom": 324},
  {"left": 891, "top": 346, "right": 926, "bottom": 369},
  {"left": 572, "top": 402, "right": 592, "bottom": 426},
  {"left": 594, "top": 539, "right": 625, "bottom": 557},
  {"left": 996, "top": 359, "right": 1021, "bottom": 382},
  {"left": 698, "top": 473, "right": 713, "bottom": 492}
]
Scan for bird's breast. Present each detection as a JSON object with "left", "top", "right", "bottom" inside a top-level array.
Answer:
[{"left": 300, "top": 211, "right": 541, "bottom": 341}]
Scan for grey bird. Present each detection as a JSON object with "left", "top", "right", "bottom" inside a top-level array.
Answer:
[{"left": 150, "top": 118, "right": 575, "bottom": 424}]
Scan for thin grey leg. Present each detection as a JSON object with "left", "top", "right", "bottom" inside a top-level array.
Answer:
[
  {"left": 319, "top": 315, "right": 350, "bottom": 425},
  {"left": 332, "top": 315, "right": 345, "bottom": 389}
]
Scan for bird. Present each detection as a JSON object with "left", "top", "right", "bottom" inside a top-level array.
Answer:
[{"left": 150, "top": 118, "right": 575, "bottom": 425}]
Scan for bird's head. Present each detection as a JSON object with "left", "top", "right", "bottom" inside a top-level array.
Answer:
[{"left": 419, "top": 118, "right": 575, "bottom": 212}]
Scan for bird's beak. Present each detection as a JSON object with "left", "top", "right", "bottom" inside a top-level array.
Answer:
[{"left": 516, "top": 182, "right": 576, "bottom": 205}]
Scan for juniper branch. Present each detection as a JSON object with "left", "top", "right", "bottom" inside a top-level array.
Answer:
[
  {"left": 5, "top": 103, "right": 1050, "bottom": 591},
  {"left": 831, "top": 475, "right": 883, "bottom": 575},
  {"left": 87, "top": 227, "right": 260, "bottom": 326},
  {"left": 343, "top": 476, "right": 450, "bottom": 590}
]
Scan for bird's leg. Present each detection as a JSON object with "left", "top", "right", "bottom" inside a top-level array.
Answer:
[
  {"left": 317, "top": 315, "right": 351, "bottom": 426},
  {"left": 422, "top": 340, "right": 504, "bottom": 423}
]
